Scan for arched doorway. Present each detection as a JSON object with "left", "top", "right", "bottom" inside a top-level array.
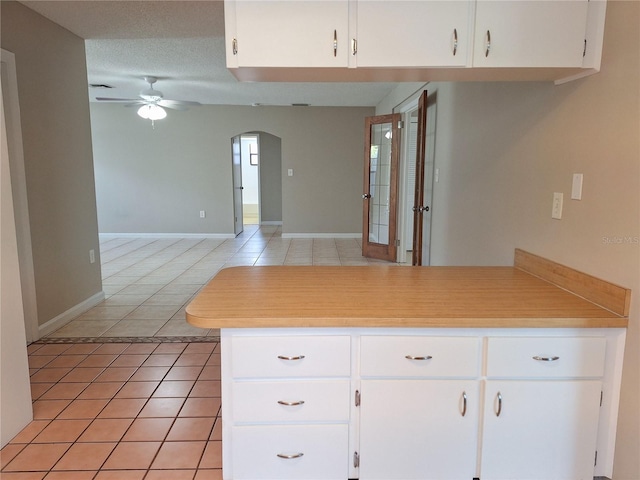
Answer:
[{"left": 231, "top": 131, "right": 283, "bottom": 236}]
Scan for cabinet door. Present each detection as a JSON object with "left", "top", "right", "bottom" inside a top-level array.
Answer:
[
  {"left": 359, "top": 380, "right": 479, "bottom": 479},
  {"left": 481, "top": 380, "right": 602, "bottom": 480},
  {"left": 355, "top": 1, "right": 472, "bottom": 67},
  {"left": 231, "top": 0, "right": 349, "bottom": 67},
  {"left": 473, "top": 0, "right": 589, "bottom": 67}
]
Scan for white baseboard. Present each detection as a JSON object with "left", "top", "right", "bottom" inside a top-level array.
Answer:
[
  {"left": 37, "top": 291, "right": 105, "bottom": 339},
  {"left": 282, "top": 233, "right": 361, "bottom": 239},
  {"left": 260, "top": 221, "right": 283, "bottom": 226},
  {"left": 99, "top": 233, "right": 235, "bottom": 240}
]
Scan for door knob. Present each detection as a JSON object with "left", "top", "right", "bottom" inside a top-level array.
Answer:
[{"left": 362, "top": 194, "right": 371, "bottom": 199}]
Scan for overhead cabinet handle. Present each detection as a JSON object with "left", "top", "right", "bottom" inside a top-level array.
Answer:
[
  {"left": 485, "top": 30, "right": 491, "bottom": 57},
  {"left": 452, "top": 28, "right": 458, "bottom": 56},
  {"left": 333, "top": 29, "right": 338, "bottom": 57},
  {"left": 495, "top": 391, "right": 502, "bottom": 417},
  {"left": 232, "top": 38, "right": 238, "bottom": 56}
]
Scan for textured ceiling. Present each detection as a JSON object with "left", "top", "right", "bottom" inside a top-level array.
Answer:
[{"left": 19, "top": 0, "right": 401, "bottom": 107}]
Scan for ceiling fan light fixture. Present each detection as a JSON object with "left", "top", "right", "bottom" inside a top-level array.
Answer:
[{"left": 137, "top": 104, "right": 167, "bottom": 120}]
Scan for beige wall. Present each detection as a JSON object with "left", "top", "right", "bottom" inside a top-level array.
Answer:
[
  {"left": 1, "top": 2, "right": 102, "bottom": 329},
  {"left": 91, "top": 104, "right": 373, "bottom": 235},
  {"left": 378, "top": 2, "right": 639, "bottom": 477}
]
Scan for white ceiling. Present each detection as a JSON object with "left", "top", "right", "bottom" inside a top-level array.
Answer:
[{"left": 19, "top": 0, "right": 401, "bottom": 107}]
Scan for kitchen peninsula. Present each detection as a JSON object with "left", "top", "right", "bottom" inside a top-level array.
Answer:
[{"left": 186, "top": 249, "right": 630, "bottom": 480}]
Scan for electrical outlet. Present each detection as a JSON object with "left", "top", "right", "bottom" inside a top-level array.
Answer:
[
  {"left": 200, "top": 210, "right": 206, "bottom": 218},
  {"left": 552, "top": 192, "right": 563, "bottom": 219},
  {"left": 89, "top": 249, "right": 96, "bottom": 264}
]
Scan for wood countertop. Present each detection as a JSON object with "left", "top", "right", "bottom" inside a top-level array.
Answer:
[{"left": 186, "top": 259, "right": 629, "bottom": 329}]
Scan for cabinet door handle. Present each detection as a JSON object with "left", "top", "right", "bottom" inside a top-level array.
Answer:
[
  {"left": 461, "top": 391, "right": 467, "bottom": 417},
  {"left": 405, "top": 355, "right": 433, "bottom": 360},
  {"left": 232, "top": 38, "right": 238, "bottom": 56},
  {"left": 277, "top": 355, "right": 305, "bottom": 361},
  {"left": 333, "top": 29, "right": 338, "bottom": 57},
  {"left": 533, "top": 355, "right": 560, "bottom": 362},
  {"left": 352, "top": 38, "right": 357, "bottom": 55},
  {"left": 495, "top": 391, "right": 502, "bottom": 417},
  {"left": 452, "top": 28, "right": 458, "bottom": 56},
  {"left": 485, "top": 30, "right": 491, "bottom": 57},
  {"left": 277, "top": 452, "right": 304, "bottom": 459},
  {"left": 277, "top": 400, "right": 305, "bottom": 406}
]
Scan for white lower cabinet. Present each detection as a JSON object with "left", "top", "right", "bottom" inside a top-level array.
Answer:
[
  {"left": 232, "top": 424, "right": 349, "bottom": 479},
  {"left": 223, "top": 331, "right": 620, "bottom": 480},
  {"left": 359, "top": 379, "right": 479, "bottom": 479},
  {"left": 481, "top": 380, "right": 602, "bottom": 480},
  {"left": 480, "top": 336, "right": 606, "bottom": 480}
]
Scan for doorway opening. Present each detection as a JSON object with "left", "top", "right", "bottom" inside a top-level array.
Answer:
[
  {"left": 231, "top": 131, "right": 283, "bottom": 237},
  {"left": 240, "top": 134, "right": 260, "bottom": 225}
]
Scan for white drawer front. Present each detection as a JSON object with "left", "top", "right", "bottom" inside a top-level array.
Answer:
[
  {"left": 232, "top": 380, "right": 350, "bottom": 423},
  {"left": 360, "top": 336, "right": 480, "bottom": 378},
  {"left": 486, "top": 336, "right": 606, "bottom": 378},
  {"left": 232, "top": 424, "right": 349, "bottom": 479},
  {"left": 231, "top": 335, "right": 351, "bottom": 378}
]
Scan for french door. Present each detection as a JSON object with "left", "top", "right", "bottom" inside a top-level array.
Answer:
[{"left": 362, "top": 114, "right": 401, "bottom": 262}]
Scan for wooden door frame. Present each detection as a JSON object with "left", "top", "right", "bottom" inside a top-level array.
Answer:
[{"left": 362, "top": 113, "right": 401, "bottom": 262}]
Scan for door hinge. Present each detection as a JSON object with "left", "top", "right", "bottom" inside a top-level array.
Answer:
[
  {"left": 397, "top": 120, "right": 404, "bottom": 129},
  {"left": 354, "top": 451, "right": 360, "bottom": 468},
  {"left": 355, "top": 389, "right": 361, "bottom": 407},
  {"left": 600, "top": 390, "right": 603, "bottom": 407},
  {"left": 395, "top": 239, "right": 400, "bottom": 247}
]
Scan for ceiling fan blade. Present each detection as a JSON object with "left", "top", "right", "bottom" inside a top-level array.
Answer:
[
  {"left": 95, "top": 97, "right": 140, "bottom": 102},
  {"left": 159, "top": 99, "right": 201, "bottom": 107},
  {"left": 161, "top": 104, "right": 188, "bottom": 111},
  {"left": 123, "top": 102, "right": 147, "bottom": 108}
]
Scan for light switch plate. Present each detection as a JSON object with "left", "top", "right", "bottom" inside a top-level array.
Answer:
[
  {"left": 571, "top": 174, "right": 583, "bottom": 200},
  {"left": 552, "top": 192, "right": 563, "bottom": 219}
]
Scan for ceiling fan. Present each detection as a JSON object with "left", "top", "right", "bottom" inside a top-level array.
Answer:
[{"left": 95, "top": 76, "right": 201, "bottom": 124}]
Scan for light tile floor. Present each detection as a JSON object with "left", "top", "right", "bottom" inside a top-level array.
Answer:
[
  {"left": 49, "top": 225, "right": 395, "bottom": 340},
  {"left": 0, "top": 226, "right": 401, "bottom": 478},
  {"left": 1, "top": 341, "right": 222, "bottom": 479}
]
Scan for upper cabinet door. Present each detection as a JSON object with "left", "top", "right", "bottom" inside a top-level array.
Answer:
[
  {"left": 228, "top": 0, "right": 349, "bottom": 68},
  {"left": 473, "top": 0, "right": 589, "bottom": 68},
  {"left": 355, "top": 0, "right": 472, "bottom": 67}
]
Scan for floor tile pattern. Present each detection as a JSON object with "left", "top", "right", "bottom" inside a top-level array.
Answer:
[
  {"left": 51, "top": 225, "right": 391, "bottom": 339},
  {"left": 1, "top": 341, "right": 222, "bottom": 480}
]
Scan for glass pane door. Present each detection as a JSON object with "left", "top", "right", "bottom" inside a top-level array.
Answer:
[{"left": 362, "top": 114, "right": 400, "bottom": 262}]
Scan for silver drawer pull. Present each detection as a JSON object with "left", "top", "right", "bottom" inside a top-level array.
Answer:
[
  {"left": 405, "top": 355, "right": 433, "bottom": 360},
  {"left": 495, "top": 391, "right": 502, "bottom": 417},
  {"left": 277, "top": 400, "right": 305, "bottom": 406},
  {"left": 277, "top": 452, "right": 304, "bottom": 459},
  {"left": 461, "top": 391, "right": 467, "bottom": 417},
  {"left": 277, "top": 355, "right": 305, "bottom": 361},
  {"left": 533, "top": 355, "right": 560, "bottom": 362}
]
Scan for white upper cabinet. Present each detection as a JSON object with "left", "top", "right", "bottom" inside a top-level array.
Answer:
[
  {"left": 354, "top": 1, "right": 473, "bottom": 67},
  {"left": 227, "top": 0, "right": 349, "bottom": 68},
  {"left": 225, "top": 0, "right": 604, "bottom": 81},
  {"left": 473, "top": 0, "right": 590, "bottom": 67}
]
